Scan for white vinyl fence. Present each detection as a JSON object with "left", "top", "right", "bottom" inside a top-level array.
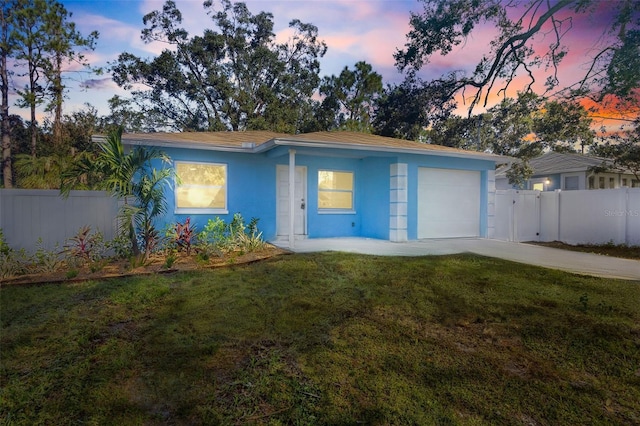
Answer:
[
  {"left": 0, "top": 189, "right": 120, "bottom": 253},
  {"left": 494, "top": 188, "right": 640, "bottom": 246}
]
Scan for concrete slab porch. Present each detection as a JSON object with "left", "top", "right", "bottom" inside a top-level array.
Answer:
[{"left": 272, "top": 238, "right": 640, "bottom": 281}]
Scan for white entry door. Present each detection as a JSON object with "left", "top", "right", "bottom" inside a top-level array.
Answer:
[
  {"left": 276, "top": 165, "right": 307, "bottom": 237},
  {"left": 418, "top": 167, "right": 481, "bottom": 238}
]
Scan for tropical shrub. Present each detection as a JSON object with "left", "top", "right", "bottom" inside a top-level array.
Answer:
[
  {"left": 0, "top": 234, "right": 28, "bottom": 279},
  {"left": 30, "top": 239, "right": 62, "bottom": 273},
  {"left": 63, "top": 226, "right": 105, "bottom": 265},
  {"left": 170, "top": 217, "right": 197, "bottom": 255},
  {"left": 197, "top": 214, "right": 265, "bottom": 254}
]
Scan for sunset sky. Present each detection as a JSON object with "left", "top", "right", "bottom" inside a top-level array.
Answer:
[{"left": 8, "top": 0, "right": 633, "bottom": 131}]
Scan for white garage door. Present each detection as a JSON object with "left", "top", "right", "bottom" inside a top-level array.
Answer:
[{"left": 418, "top": 168, "right": 481, "bottom": 238}]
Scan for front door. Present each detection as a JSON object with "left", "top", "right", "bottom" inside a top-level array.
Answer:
[{"left": 276, "top": 165, "right": 307, "bottom": 237}]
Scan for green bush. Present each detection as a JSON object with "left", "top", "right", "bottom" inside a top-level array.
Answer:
[{"left": 196, "top": 214, "right": 265, "bottom": 255}]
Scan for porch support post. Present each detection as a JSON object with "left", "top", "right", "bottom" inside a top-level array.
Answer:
[
  {"left": 389, "top": 163, "right": 408, "bottom": 242},
  {"left": 288, "top": 149, "right": 296, "bottom": 248}
]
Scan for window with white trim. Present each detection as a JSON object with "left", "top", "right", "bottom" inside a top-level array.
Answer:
[
  {"left": 175, "top": 161, "right": 227, "bottom": 213},
  {"left": 564, "top": 175, "right": 579, "bottom": 190},
  {"left": 318, "top": 170, "right": 354, "bottom": 210}
]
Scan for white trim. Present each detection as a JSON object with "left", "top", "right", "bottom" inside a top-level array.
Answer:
[
  {"left": 318, "top": 210, "right": 356, "bottom": 215},
  {"left": 288, "top": 150, "right": 296, "bottom": 248},
  {"left": 110, "top": 134, "right": 508, "bottom": 163},
  {"left": 561, "top": 172, "right": 583, "bottom": 190},
  {"left": 317, "top": 169, "right": 355, "bottom": 212},
  {"left": 175, "top": 208, "right": 229, "bottom": 215},
  {"left": 174, "top": 160, "right": 227, "bottom": 213}
]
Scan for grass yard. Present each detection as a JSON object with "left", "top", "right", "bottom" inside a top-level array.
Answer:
[{"left": 1, "top": 253, "right": 639, "bottom": 425}]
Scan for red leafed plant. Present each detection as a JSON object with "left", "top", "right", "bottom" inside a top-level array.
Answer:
[
  {"left": 64, "top": 226, "right": 101, "bottom": 264},
  {"left": 173, "top": 217, "right": 196, "bottom": 255}
]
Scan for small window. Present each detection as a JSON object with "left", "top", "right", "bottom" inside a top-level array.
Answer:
[
  {"left": 622, "top": 178, "right": 628, "bottom": 187},
  {"left": 609, "top": 177, "right": 616, "bottom": 188},
  {"left": 175, "top": 161, "right": 227, "bottom": 212},
  {"left": 633, "top": 180, "right": 640, "bottom": 188},
  {"left": 318, "top": 170, "right": 354, "bottom": 210},
  {"left": 532, "top": 183, "right": 544, "bottom": 191},
  {"left": 588, "top": 176, "right": 595, "bottom": 189},
  {"left": 599, "top": 176, "right": 605, "bottom": 189},
  {"left": 564, "top": 176, "right": 579, "bottom": 190}
]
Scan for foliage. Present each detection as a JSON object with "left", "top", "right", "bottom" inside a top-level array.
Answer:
[
  {"left": 395, "top": 0, "right": 640, "bottom": 113},
  {"left": 163, "top": 250, "right": 177, "bottom": 269},
  {"left": 14, "top": 152, "right": 70, "bottom": 188},
  {"left": 61, "top": 126, "right": 172, "bottom": 257},
  {"left": 1, "top": 254, "right": 639, "bottom": 424},
  {"left": 169, "top": 217, "right": 197, "bottom": 255},
  {"left": 30, "top": 238, "right": 61, "bottom": 273},
  {"left": 318, "top": 61, "right": 383, "bottom": 132},
  {"left": 197, "top": 214, "right": 265, "bottom": 254},
  {"left": 0, "top": 233, "right": 63, "bottom": 277},
  {"left": 122, "top": 167, "right": 174, "bottom": 261},
  {"left": 0, "top": 230, "right": 29, "bottom": 278},
  {"left": 197, "top": 217, "right": 227, "bottom": 257},
  {"left": 373, "top": 75, "right": 456, "bottom": 140},
  {"left": 63, "top": 225, "right": 104, "bottom": 265},
  {"left": 105, "top": 233, "right": 133, "bottom": 259},
  {"left": 591, "top": 120, "right": 640, "bottom": 181},
  {"left": 506, "top": 160, "right": 535, "bottom": 189},
  {"left": 0, "top": 228, "right": 10, "bottom": 256},
  {"left": 8, "top": 0, "right": 98, "bottom": 158},
  {"left": 110, "top": 0, "right": 327, "bottom": 132}
]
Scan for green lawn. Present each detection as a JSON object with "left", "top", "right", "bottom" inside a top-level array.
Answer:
[{"left": 1, "top": 253, "right": 639, "bottom": 425}]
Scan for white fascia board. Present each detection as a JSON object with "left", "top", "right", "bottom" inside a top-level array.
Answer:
[
  {"left": 92, "top": 134, "right": 513, "bottom": 163},
  {"left": 270, "top": 138, "right": 511, "bottom": 163},
  {"left": 93, "top": 135, "right": 262, "bottom": 153}
]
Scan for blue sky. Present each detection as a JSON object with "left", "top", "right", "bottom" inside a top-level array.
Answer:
[{"left": 8, "top": 0, "right": 626, "bottom": 129}]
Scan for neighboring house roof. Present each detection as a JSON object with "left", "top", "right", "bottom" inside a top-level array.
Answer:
[
  {"left": 496, "top": 151, "right": 614, "bottom": 178},
  {"left": 97, "top": 130, "right": 508, "bottom": 162}
]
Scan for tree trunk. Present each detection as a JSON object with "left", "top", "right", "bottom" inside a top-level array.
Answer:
[
  {"left": 52, "top": 51, "right": 63, "bottom": 147},
  {"left": 28, "top": 44, "right": 37, "bottom": 157},
  {"left": 1, "top": 66, "right": 10, "bottom": 188}
]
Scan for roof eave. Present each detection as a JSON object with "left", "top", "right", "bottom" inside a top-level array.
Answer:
[
  {"left": 96, "top": 135, "right": 261, "bottom": 153},
  {"left": 272, "top": 138, "right": 510, "bottom": 162},
  {"left": 93, "top": 134, "right": 512, "bottom": 162}
]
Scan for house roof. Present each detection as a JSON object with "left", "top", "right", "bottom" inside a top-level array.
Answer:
[
  {"left": 496, "top": 151, "right": 613, "bottom": 178},
  {"left": 101, "top": 130, "right": 508, "bottom": 162}
]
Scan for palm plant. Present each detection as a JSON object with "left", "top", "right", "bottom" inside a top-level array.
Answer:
[
  {"left": 122, "top": 168, "right": 173, "bottom": 261},
  {"left": 61, "top": 126, "right": 172, "bottom": 256},
  {"left": 14, "top": 153, "right": 72, "bottom": 189}
]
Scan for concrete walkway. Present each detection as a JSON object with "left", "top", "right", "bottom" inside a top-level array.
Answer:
[{"left": 272, "top": 238, "right": 640, "bottom": 281}]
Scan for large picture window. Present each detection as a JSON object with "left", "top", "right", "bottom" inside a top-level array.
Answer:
[
  {"left": 175, "top": 161, "right": 227, "bottom": 212},
  {"left": 318, "top": 170, "right": 354, "bottom": 210}
]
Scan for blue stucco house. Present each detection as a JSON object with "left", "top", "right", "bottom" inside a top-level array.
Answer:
[{"left": 116, "top": 131, "right": 506, "bottom": 247}]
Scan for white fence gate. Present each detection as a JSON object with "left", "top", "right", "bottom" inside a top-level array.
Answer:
[
  {"left": 0, "top": 189, "right": 120, "bottom": 253},
  {"left": 494, "top": 188, "right": 640, "bottom": 246}
]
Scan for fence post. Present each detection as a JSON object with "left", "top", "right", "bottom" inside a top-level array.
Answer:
[{"left": 625, "top": 188, "right": 630, "bottom": 246}]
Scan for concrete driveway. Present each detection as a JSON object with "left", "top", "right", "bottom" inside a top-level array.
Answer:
[{"left": 273, "top": 238, "right": 640, "bottom": 281}]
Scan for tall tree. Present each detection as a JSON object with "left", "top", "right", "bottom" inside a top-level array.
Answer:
[
  {"left": 11, "top": 0, "right": 49, "bottom": 157},
  {"left": 533, "top": 100, "right": 595, "bottom": 153},
  {"left": 373, "top": 75, "right": 457, "bottom": 140},
  {"left": 10, "top": 0, "right": 98, "bottom": 156},
  {"left": 111, "top": 0, "right": 327, "bottom": 132},
  {"left": 591, "top": 120, "right": 640, "bottom": 182},
  {"left": 318, "top": 61, "right": 383, "bottom": 132},
  {"left": 395, "top": 0, "right": 640, "bottom": 114},
  {"left": 0, "top": 0, "right": 16, "bottom": 187},
  {"left": 40, "top": 1, "right": 98, "bottom": 147}
]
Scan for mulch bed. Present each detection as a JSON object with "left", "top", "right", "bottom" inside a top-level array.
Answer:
[{"left": 1, "top": 245, "right": 290, "bottom": 287}]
